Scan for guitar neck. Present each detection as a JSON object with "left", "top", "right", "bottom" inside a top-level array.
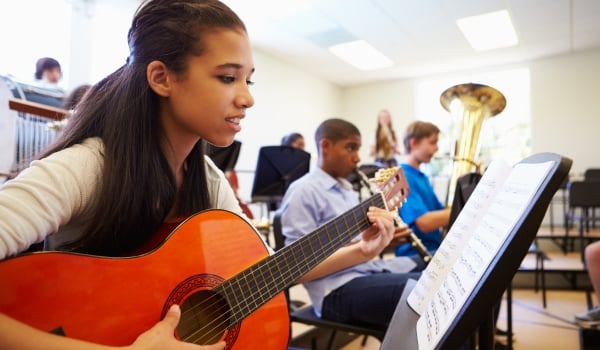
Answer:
[{"left": 215, "top": 193, "right": 386, "bottom": 325}]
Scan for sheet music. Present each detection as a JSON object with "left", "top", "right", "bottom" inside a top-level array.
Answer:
[
  {"left": 407, "top": 160, "right": 554, "bottom": 350},
  {"left": 407, "top": 160, "right": 512, "bottom": 314}
]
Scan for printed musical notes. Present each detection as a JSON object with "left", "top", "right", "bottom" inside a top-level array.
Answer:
[{"left": 408, "top": 160, "right": 554, "bottom": 350}]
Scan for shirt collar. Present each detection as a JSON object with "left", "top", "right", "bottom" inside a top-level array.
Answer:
[{"left": 313, "top": 167, "right": 354, "bottom": 191}]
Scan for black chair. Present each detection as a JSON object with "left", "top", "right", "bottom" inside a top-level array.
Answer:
[
  {"left": 565, "top": 180, "right": 600, "bottom": 262},
  {"left": 584, "top": 169, "right": 600, "bottom": 229},
  {"left": 584, "top": 168, "right": 600, "bottom": 181},
  {"left": 347, "top": 163, "right": 382, "bottom": 185},
  {"left": 272, "top": 212, "right": 385, "bottom": 350}
]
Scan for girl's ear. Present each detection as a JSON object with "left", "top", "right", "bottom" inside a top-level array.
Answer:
[{"left": 146, "top": 60, "right": 170, "bottom": 97}]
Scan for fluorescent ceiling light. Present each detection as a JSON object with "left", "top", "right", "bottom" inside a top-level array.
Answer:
[
  {"left": 457, "top": 10, "right": 518, "bottom": 51},
  {"left": 328, "top": 40, "right": 393, "bottom": 71}
]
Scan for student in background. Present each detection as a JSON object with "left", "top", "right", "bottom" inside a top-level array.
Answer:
[
  {"left": 369, "top": 109, "right": 400, "bottom": 168},
  {"left": 0, "top": 0, "right": 255, "bottom": 348},
  {"left": 281, "top": 132, "right": 305, "bottom": 150},
  {"left": 279, "top": 118, "right": 423, "bottom": 330},
  {"left": 28, "top": 57, "right": 66, "bottom": 106},
  {"left": 34, "top": 57, "right": 63, "bottom": 85},
  {"left": 33, "top": 57, "right": 66, "bottom": 97},
  {"left": 395, "top": 120, "right": 450, "bottom": 257}
]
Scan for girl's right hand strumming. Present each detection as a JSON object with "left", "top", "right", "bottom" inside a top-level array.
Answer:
[{"left": 130, "top": 305, "right": 225, "bottom": 350}]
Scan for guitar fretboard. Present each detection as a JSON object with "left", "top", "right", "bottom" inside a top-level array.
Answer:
[{"left": 214, "top": 193, "right": 386, "bottom": 325}]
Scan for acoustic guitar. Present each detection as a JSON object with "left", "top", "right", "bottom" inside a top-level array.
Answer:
[{"left": 0, "top": 167, "right": 408, "bottom": 349}]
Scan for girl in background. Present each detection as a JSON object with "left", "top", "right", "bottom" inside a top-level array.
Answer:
[{"left": 369, "top": 109, "right": 400, "bottom": 167}]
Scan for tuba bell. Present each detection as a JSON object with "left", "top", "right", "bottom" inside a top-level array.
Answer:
[{"left": 440, "top": 83, "right": 506, "bottom": 207}]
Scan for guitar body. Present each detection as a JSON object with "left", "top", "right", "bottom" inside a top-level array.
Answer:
[{"left": 0, "top": 210, "right": 289, "bottom": 349}]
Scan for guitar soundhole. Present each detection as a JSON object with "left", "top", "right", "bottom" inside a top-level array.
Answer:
[
  {"left": 164, "top": 274, "right": 240, "bottom": 347},
  {"left": 178, "top": 289, "right": 230, "bottom": 345}
]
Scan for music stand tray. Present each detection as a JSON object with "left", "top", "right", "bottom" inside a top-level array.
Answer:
[{"left": 251, "top": 146, "right": 310, "bottom": 209}]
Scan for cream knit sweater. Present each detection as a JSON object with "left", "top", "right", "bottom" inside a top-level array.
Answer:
[{"left": 0, "top": 138, "right": 243, "bottom": 259}]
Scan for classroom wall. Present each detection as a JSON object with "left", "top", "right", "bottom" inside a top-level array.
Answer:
[{"left": 529, "top": 48, "right": 600, "bottom": 177}]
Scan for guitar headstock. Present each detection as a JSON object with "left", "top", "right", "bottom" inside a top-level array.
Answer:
[{"left": 370, "top": 167, "right": 410, "bottom": 211}]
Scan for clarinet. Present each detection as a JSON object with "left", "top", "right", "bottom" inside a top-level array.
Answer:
[{"left": 355, "top": 169, "right": 432, "bottom": 264}]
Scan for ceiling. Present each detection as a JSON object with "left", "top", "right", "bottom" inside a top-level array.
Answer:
[{"left": 222, "top": 0, "right": 600, "bottom": 87}]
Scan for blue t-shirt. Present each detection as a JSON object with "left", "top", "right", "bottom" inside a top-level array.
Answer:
[{"left": 395, "top": 163, "right": 444, "bottom": 256}]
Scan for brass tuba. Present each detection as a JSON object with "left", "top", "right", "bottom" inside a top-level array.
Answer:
[{"left": 440, "top": 83, "right": 506, "bottom": 207}]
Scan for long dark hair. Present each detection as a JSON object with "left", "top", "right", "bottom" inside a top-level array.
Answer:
[{"left": 38, "top": 0, "right": 246, "bottom": 256}]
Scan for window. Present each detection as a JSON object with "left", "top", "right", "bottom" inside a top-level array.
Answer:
[
  {"left": 0, "top": 0, "right": 136, "bottom": 90},
  {"left": 0, "top": 0, "right": 71, "bottom": 85}
]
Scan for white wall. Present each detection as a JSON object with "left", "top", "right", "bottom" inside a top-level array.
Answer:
[
  {"left": 234, "top": 50, "right": 342, "bottom": 202},
  {"left": 530, "top": 48, "right": 600, "bottom": 177}
]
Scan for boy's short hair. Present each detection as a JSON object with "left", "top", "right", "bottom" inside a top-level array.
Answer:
[
  {"left": 314, "top": 118, "right": 360, "bottom": 150},
  {"left": 403, "top": 121, "right": 440, "bottom": 153}
]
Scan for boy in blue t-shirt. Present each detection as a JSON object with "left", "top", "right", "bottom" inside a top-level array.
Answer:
[{"left": 395, "top": 121, "right": 451, "bottom": 257}]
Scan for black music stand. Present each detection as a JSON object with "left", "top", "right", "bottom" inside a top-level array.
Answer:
[
  {"left": 381, "top": 152, "right": 572, "bottom": 350},
  {"left": 206, "top": 140, "right": 242, "bottom": 172},
  {"left": 251, "top": 145, "right": 310, "bottom": 211}
]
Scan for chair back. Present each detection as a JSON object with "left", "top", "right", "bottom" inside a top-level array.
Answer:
[
  {"left": 346, "top": 163, "right": 382, "bottom": 192},
  {"left": 448, "top": 171, "right": 482, "bottom": 229},
  {"left": 584, "top": 168, "right": 600, "bottom": 182},
  {"left": 272, "top": 211, "right": 285, "bottom": 251},
  {"left": 568, "top": 181, "right": 600, "bottom": 208}
]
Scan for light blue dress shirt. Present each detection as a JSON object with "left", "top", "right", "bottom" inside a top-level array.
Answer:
[{"left": 279, "top": 167, "right": 417, "bottom": 315}]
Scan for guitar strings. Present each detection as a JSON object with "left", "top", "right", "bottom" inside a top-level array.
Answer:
[
  {"left": 180, "top": 217, "right": 368, "bottom": 344},
  {"left": 177, "top": 208, "right": 374, "bottom": 344},
  {"left": 182, "top": 194, "right": 390, "bottom": 342}
]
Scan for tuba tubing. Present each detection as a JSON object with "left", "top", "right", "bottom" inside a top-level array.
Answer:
[{"left": 440, "top": 83, "right": 506, "bottom": 207}]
